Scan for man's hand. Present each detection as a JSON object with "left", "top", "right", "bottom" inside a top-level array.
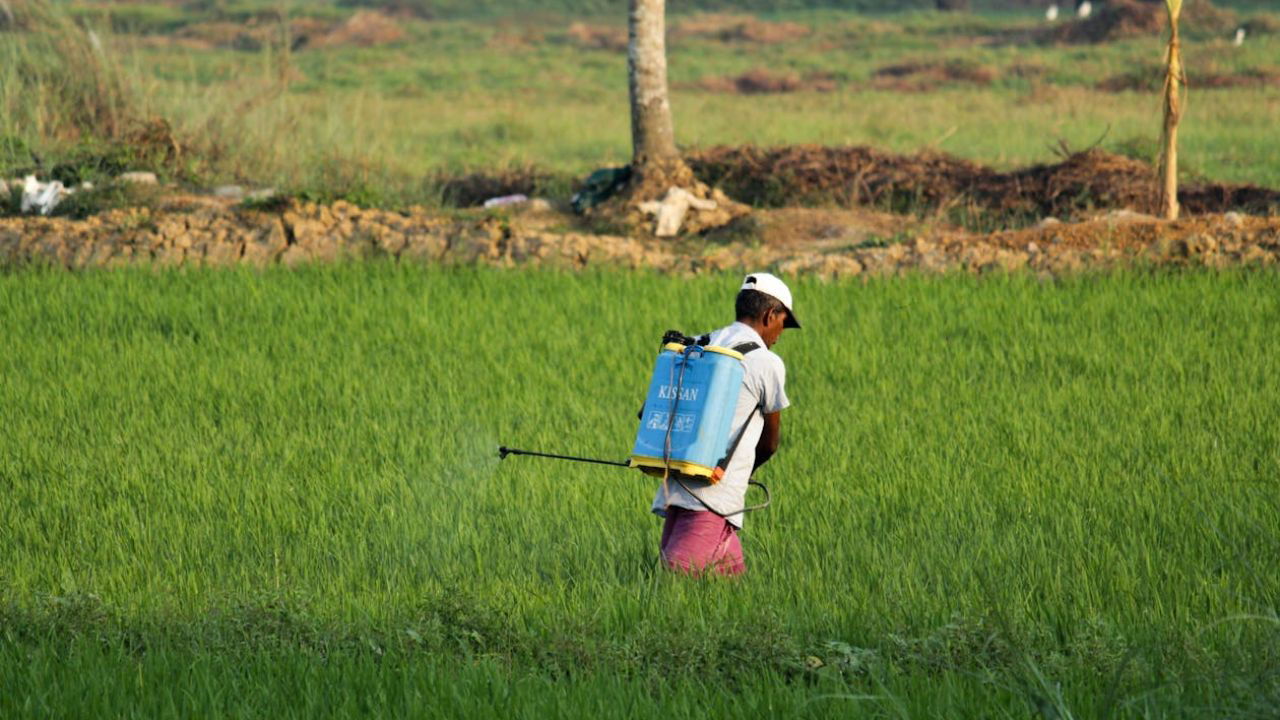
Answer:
[{"left": 753, "top": 411, "right": 781, "bottom": 473}]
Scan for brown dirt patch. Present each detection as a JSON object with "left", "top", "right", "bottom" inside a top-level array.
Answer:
[
  {"left": 304, "top": 10, "right": 405, "bottom": 50},
  {"left": 170, "top": 13, "right": 402, "bottom": 52},
  {"left": 1098, "top": 65, "right": 1280, "bottom": 92},
  {"left": 870, "top": 59, "right": 996, "bottom": 92},
  {"left": 564, "top": 22, "right": 627, "bottom": 52},
  {"left": 685, "top": 145, "right": 1280, "bottom": 224},
  {"left": 750, "top": 207, "right": 927, "bottom": 249},
  {"left": 671, "top": 14, "right": 810, "bottom": 44},
  {"left": 692, "top": 68, "right": 837, "bottom": 94},
  {"left": 487, "top": 24, "right": 548, "bottom": 51},
  {"left": 1193, "top": 67, "right": 1280, "bottom": 89}
]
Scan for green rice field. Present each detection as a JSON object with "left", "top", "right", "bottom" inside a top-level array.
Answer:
[{"left": 2, "top": 265, "right": 1278, "bottom": 717}]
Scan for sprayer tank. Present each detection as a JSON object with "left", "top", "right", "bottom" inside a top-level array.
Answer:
[{"left": 630, "top": 343, "right": 744, "bottom": 480}]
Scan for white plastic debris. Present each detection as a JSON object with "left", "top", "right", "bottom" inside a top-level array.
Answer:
[
  {"left": 1046, "top": 4, "right": 1059, "bottom": 22},
  {"left": 20, "top": 175, "right": 72, "bottom": 216},
  {"left": 1233, "top": 28, "right": 1245, "bottom": 47},
  {"left": 482, "top": 193, "right": 529, "bottom": 209},
  {"left": 118, "top": 171, "right": 158, "bottom": 185},
  {"left": 1076, "top": 1, "right": 1092, "bottom": 19},
  {"left": 638, "top": 187, "right": 717, "bottom": 238}
]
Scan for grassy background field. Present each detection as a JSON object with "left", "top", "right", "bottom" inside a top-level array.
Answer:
[
  {"left": 4, "top": 1, "right": 1280, "bottom": 210},
  {"left": 3, "top": 265, "right": 1278, "bottom": 716}
]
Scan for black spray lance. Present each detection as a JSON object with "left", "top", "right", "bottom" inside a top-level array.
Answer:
[{"left": 498, "top": 332, "right": 770, "bottom": 518}]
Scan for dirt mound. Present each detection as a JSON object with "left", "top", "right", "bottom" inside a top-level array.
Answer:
[
  {"left": 672, "top": 14, "right": 810, "bottom": 44},
  {"left": 305, "top": 10, "right": 405, "bottom": 49},
  {"left": 1052, "top": 0, "right": 1238, "bottom": 44},
  {"left": 564, "top": 22, "right": 627, "bottom": 52},
  {"left": 688, "top": 144, "right": 985, "bottom": 209},
  {"left": 1099, "top": 64, "right": 1280, "bottom": 92},
  {"left": 1052, "top": 0, "right": 1164, "bottom": 44},
  {"left": 871, "top": 59, "right": 996, "bottom": 92},
  {"left": 685, "top": 145, "right": 1280, "bottom": 223},
  {"left": 693, "top": 68, "right": 837, "bottom": 94}
]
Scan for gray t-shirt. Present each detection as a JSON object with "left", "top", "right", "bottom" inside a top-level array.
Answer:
[{"left": 651, "top": 322, "right": 790, "bottom": 528}]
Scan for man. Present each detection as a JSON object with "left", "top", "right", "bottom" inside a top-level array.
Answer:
[{"left": 652, "top": 273, "right": 798, "bottom": 576}]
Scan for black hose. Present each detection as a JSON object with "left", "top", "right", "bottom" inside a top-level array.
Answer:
[
  {"left": 497, "top": 446, "right": 630, "bottom": 467},
  {"left": 662, "top": 345, "right": 769, "bottom": 519}
]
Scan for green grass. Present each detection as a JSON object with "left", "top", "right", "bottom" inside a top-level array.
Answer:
[
  {"left": 5, "top": 2, "right": 1280, "bottom": 209},
  {"left": 2, "top": 265, "right": 1279, "bottom": 716}
]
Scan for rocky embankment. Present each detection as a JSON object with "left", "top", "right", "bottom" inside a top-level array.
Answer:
[{"left": 1, "top": 200, "right": 1278, "bottom": 276}]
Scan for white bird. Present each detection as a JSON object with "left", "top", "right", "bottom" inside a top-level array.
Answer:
[
  {"left": 1233, "top": 27, "right": 1246, "bottom": 47},
  {"left": 1077, "top": 1, "right": 1092, "bottom": 19},
  {"left": 1046, "top": 4, "right": 1059, "bottom": 22}
]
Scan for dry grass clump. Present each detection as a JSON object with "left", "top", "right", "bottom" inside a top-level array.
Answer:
[
  {"left": 0, "top": 0, "right": 31, "bottom": 30},
  {"left": 1, "top": 0, "right": 306, "bottom": 187},
  {"left": 2, "top": 0, "right": 139, "bottom": 143},
  {"left": 871, "top": 59, "right": 996, "bottom": 92},
  {"left": 693, "top": 68, "right": 837, "bottom": 95},
  {"left": 672, "top": 13, "right": 810, "bottom": 44},
  {"left": 564, "top": 21, "right": 627, "bottom": 52}
]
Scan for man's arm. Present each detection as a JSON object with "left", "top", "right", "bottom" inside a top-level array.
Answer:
[{"left": 752, "top": 411, "right": 781, "bottom": 472}]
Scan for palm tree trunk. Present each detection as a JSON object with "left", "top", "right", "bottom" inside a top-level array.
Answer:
[
  {"left": 1160, "top": 0, "right": 1183, "bottom": 220},
  {"left": 627, "top": 0, "right": 689, "bottom": 191}
]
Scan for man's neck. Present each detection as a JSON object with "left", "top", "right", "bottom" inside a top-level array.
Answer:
[{"left": 736, "top": 319, "right": 769, "bottom": 345}]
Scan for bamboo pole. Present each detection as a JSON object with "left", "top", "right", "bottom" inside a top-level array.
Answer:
[{"left": 1160, "top": 0, "right": 1184, "bottom": 220}]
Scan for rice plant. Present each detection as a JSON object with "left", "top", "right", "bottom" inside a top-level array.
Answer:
[{"left": 2, "top": 265, "right": 1278, "bottom": 717}]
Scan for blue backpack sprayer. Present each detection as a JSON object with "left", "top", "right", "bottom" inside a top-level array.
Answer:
[{"left": 498, "top": 330, "right": 771, "bottom": 518}]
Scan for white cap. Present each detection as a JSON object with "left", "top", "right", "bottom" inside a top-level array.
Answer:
[{"left": 740, "top": 273, "right": 800, "bottom": 328}]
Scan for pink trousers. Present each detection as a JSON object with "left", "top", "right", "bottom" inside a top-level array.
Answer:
[{"left": 659, "top": 507, "right": 746, "bottom": 577}]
